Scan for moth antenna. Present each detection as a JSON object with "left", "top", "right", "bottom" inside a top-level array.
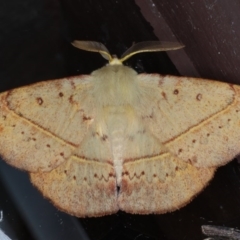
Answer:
[
  {"left": 120, "top": 41, "right": 184, "bottom": 63},
  {"left": 71, "top": 40, "right": 113, "bottom": 61}
]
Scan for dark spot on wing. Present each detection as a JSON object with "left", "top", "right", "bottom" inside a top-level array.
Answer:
[
  {"left": 122, "top": 171, "right": 129, "bottom": 176},
  {"left": 161, "top": 91, "right": 167, "bottom": 100},
  {"left": 109, "top": 173, "right": 114, "bottom": 177},
  {"left": 68, "top": 95, "right": 75, "bottom": 104},
  {"left": 178, "top": 148, "right": 183, "bottom": 153},
  {"left": 102, "top": 134, "right": 108, "bottom": 141},
  {"left": 188, "top": 156, "right": 197, "bottom": 164},
  {"left": 36, "top": 97, "right": 43, "bottom": 105},
  {"left": 173, "top": 89, "right": 179, "bottom": 95},
  {"left": 83, "top": 115, "right": 92, "bottom": 121},
  {"left": 196, "top": 93, "right": 202, "bottom": 101}
]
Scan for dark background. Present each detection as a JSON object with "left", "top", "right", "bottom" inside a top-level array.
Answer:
[{"left": 0, "top": 1, "right": 240, "bottom": 239}]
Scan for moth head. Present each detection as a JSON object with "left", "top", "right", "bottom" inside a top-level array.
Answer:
[{"left": 71, "top": 40, "right": 184, "bottom": 66}]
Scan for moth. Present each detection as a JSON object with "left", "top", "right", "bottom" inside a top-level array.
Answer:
[{"left": 0, "top": 41, "right": 240, "bottom": 217}]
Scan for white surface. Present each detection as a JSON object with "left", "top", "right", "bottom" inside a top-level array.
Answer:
[{"left": 0, "top": 229, "right": 11, "bottom": 240}]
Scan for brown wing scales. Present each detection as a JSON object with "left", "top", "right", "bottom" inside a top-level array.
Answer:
[{"left": 30, "top": 156, "right": 118, "bottom": 217}]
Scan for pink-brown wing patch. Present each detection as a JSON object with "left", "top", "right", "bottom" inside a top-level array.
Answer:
[
  {"left": 118, "top": 153, "right": 215, "bottom": 214},
  {"left": 30, "top": 156, "right": 118, "bottom": 217}
]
